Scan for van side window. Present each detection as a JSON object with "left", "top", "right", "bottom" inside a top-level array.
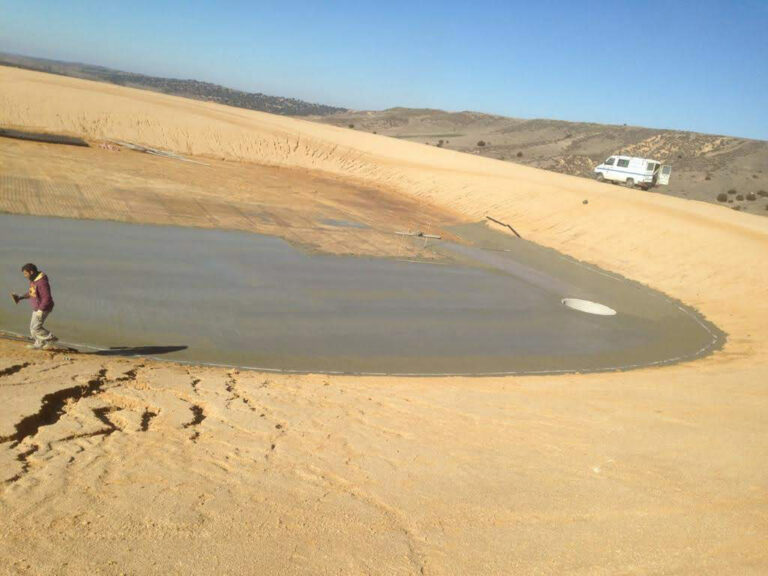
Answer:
[
  {"left": 647, "top": 162, "right": 657, "bottom": 171},
  {"left": 617, "top": 159, "right": 630, "bottom": 168},
  {"left": 605, "top": 157, "right": 615, "bottom": 166}
]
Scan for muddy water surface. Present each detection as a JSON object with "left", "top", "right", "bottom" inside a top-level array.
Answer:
[{"left": 0, "top": 214, "right": 722, "bottom": 375}]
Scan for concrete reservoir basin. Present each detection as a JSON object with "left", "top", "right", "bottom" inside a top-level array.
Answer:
[{"left": 0, "top": 214, "right": 723, "bottom": 375}]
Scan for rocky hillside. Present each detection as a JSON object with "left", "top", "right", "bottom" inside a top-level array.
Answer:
[{"left": 312, "top": 108, "right": 768, "bottom": 214}]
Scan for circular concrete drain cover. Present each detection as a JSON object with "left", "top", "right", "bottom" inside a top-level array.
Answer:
[{"left": 561, "top": 298, "right": 617, "bottom": 316}]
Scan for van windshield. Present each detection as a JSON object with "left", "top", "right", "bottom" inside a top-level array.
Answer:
[{"left": 605, "top": 157, "right": 615, "bottom": 166}]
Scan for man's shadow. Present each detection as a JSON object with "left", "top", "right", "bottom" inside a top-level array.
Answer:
[{"left": 91, "top": 345, "right": 188, "bottom": 357}]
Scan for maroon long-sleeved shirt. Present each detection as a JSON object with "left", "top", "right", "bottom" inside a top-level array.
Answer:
[{"left": 28, "top": 272, "right": 54, "bottom": 312}]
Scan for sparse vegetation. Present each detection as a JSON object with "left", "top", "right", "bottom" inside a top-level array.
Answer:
[
  {"left": 477, "top": 140, "right": 486, "bottom": 147},
  {"left": 732, "top": 206, "right": 742, "bottom": 211},
  {"left": 437, "top": 139, "right": 444, "bottom": 147},
  {"left": 758, "top": 190, "right": 767, "bottom": 197},
  {"left": 728, "top": 189, "right": 738, "bottom": 195},
  {"left": 704, "top": 174, "right": 712, "bottom": 181},
  {"left": 717, "top": 193, "right": 728, "bottom": 202},
  {"left": 348, "top": 124, "right": 355, "bottom": 129},
  {"left": 516, "top": 151, "right": 523, "bottom": 158},
  {"left": 746, "top": 192, "right": 756, "bottom": 201},
  {"left": 736, "top": 194, "right": 744, "bottom": 201}
]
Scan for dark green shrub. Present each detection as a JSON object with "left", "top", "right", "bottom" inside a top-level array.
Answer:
[
  {"left": 728, "top": 189, "right": 737, "bottom": 195},
  {"left": 516, "top": 151, "right": 523, "bottom": 158},
  {"left": 477, "top": 140, "right": 486, "bottom": 147},
  {"left": 717, "top": 193, "right": 728, "bottom": 202},
  {"left": 746, "top": 193, "right": 756, "bottom": 201},
  {"left": 736, "top": 194, "right": 744, "bottom": 201}
]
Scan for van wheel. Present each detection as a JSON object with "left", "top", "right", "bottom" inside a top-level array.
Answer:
[
  {"left": 596, "top": 173, "right": 604, "bottom": 182},
  {"left": 625, "top": 178, "right": 635, "bottom": 188}
]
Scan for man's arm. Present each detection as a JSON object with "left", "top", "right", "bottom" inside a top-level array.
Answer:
[{"left": 10, "top": 292, "right": 29, "bottom": 304}]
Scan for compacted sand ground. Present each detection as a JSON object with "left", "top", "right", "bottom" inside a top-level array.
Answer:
[{"left": 0, "top": 66, "right": 767, "bottom": 575}]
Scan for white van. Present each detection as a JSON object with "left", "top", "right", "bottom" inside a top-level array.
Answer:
[{"left": 594, "top": 155, "right": 671, "bottom": 189}]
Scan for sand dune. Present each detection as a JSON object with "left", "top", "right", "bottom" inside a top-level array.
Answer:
[{"left": 1, "top": 65, "right": 767, "bottom": 574}]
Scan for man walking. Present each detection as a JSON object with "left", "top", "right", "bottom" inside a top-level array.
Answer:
[{"left": 11, "top": 263, "right": 58, "bottom": 350}]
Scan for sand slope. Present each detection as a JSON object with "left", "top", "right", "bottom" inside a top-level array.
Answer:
[
  {"left": 1, "top": 65, "right": 767, "bottom": 574},
  {"left": 312, "top": 107, "right": 768, "bottom": 211}
]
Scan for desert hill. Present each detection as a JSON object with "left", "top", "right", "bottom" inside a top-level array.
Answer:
[
  {"left": 1, "top": 64, "right": 767, "bottom": 575},
  {"left": 312, "top": 108, "right": 768, "bottom": 213},
  {"left": 4, "top": 52, "right": 765, "bottom": 213},
  {"left": 0, "top": 52, "right": 345, "bottom": 117}
]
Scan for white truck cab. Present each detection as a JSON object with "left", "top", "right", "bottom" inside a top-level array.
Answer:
[{"left": 594, "top": 155, "right": 671, "bottom": 189}]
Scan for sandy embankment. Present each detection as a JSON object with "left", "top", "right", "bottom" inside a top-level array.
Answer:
[{"left": 1, "top": 66, "right": 767, "bottom": 574}]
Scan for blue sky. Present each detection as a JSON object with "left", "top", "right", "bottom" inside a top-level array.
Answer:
[{"left": 1, "top": 0, "right": 766, "bottom": 139}]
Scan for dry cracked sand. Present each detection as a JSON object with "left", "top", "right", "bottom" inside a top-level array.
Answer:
[{"left": 0, "top": 65, "right": 767, "bottom": 575}]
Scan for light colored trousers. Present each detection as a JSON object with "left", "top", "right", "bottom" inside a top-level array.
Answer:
[{"left": 30, "top": 310, "right": 55, "bottom": 346}]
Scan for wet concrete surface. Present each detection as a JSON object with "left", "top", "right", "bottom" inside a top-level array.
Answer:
[{"left": 0, "top": 214, "right": 723, "bottom": 375}]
